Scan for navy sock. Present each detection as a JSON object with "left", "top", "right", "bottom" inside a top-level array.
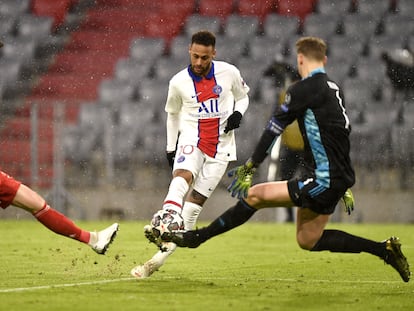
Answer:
[
  {"left": 197, "top": 199, "right": 257, "bottom": 243},
  {"left": 311, "top": 229, "right": 386, "bottom": 258}
]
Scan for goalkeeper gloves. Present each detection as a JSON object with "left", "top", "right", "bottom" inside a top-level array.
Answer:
[
  {"left": 224, "top": 111, "right": 242, "bottom": 133},
  {"left": 342, "top": 188, "right": 355, "bottom": 215},
  {"left": 166, "top": 150, "right": 176, "bottom": 168},
  {"left": 227, "top": 159, "right": 257, "bottom": 199}
]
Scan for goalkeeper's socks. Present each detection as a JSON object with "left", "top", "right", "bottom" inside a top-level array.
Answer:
[
  {"left": 34, "top": 203, "right": 90, "bottom": 243},
  {"left": 197, "top": 199, "right": 257, "bottom": 243},
  {"left": 311, "top": 229, "right": 386, "bottom": 258}
]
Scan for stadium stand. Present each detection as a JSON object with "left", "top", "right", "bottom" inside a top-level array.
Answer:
[
  {"left": 137, "top": 78, "right": 169, "bottom": 112},
  {"left": 390, "top": 103, "right": 414, "bottom": 189},
  {"left": 356, "top": 0, "right": 392, "bottom": 16},
  {"left": 31, "top": 0, "right": 74, "bottom": 29},
  {"left": 263, "top": 13, "right": 300, "bottom": 41},
  {"left": 277, "top": 0, "right": 316, "bottom": 23},
  {"left": 341, "top": 13, "right": 382, "bottom": 42},
  {"left": 64, "top": 102, "right": 106, "bottom": 164},
  {"left": 324, "top": 56, "right": 354, "bottom": 85},
  {"left": 154, "top": 56, "right": 188, "bottom": 80},
  {"left": 395, "top": 0, "right": 414, "bottom": 13},
  {"left": 235, "top": 56, "right": 269, "bottom": 99},
  {"left": 1, "top": 34, "right": 37, "bottom": 66},
  {"left": 129, "top": 37, "right": 167, "bottom": 64},
  {"left": 248, "top": 36, "right": 285, "bottom": 61},
  {"left": 98, "top": 78, "right": 137, "bottom": 105},
  {"left": 216, "top": 35, "right": 248, "bottom": 63},
  {"left": 114, "top": 57, "right": 152, "bottom": 84},
  {"left": 315, "top": 0, "right": 353, "bottom": 16},
  {"left": 354, "top": 56, "right": 391, "bottom": 102},
  {"left": 236, "top": 0, "right": 275, "bottom": 22},
  {"left": 0, "top": 58, "right": 22, "bottom": 101},
  {"left": 0, "top": 0, "right": 31, "bottom": 17},
  {"left": 368, "top": 35, "right": 406, "bottom": 60},
  {"left": 342, "top": 77, "right": 375, "bottom": 115},
  {"left": 169, "top": 35, "right": 192, "bottom": 59},
  {"left": 198, "top": 0, "right": 234, "bottom": 20},
  {"left": 183, "top": 14, "right": 222, "bottom": 37},
  {"left": 382, "top": 14, "right": 414, "bottom": 39},
  {"left": 302, "top": 13, "right": 342, "bottom": 40},
  {"left": 0, "top": 0, "right": 77, "bottom": 186},
  {"left": 327, "top": 35, "right": 365, "bottom": 60},
  {"left": 223, "top": 14, "right": 261, "bottom": 40},
  {"left": 0, "top": 0, "right": 411, "bottom": 190}
]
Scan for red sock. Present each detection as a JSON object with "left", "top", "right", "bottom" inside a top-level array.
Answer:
[{"left": 34, "top": 204, "right": 90, "bottom": 244}]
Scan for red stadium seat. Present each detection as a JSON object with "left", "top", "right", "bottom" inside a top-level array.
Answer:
[
  {"left": 0, "top": 117, "right": 54, "bottom": 141},
  {"left": 159, "top": 0, "right": 195, "bottom": 16},
  {"left": 31, "top": 73, "right": 102, "bottom": 101},
  {"left": 143, "top": 12, "right": 184, "bottom": 41},
  {"left": 237, "top": 0, "right": 275, "bottom": 21},
  {"left": 80, "top": 8, "right": 147, "bottom": 34},
  {"left": 198, "top": 0, "right": 234, "bottom": 19},
  {"left": 65, "top": 30, "right": 134, "bottom": 54},
  {"left": 277, "top": 0, "right": 316, "bottom": 22},
  {"left": 0, "top": 139, "right": 54, "bottom": 187},
  {"left": 15, "top": 100, "right": 83, "bottom": 123},
  {"left": 49, "top": 51, "right": 121, "bottom": 77},
  {"left": 31, "top": 0, "right": 73, "bottom": 29},
  {"left": 10, "top": 0, "right": 196, "bottom": 188},
  {"left": 0, "top": 139, "right": 54, "bottom": 166}
]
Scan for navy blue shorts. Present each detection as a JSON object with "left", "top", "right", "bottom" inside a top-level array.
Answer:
[{"left": 287, "top": 176, "right": 348, "bottom": 215}]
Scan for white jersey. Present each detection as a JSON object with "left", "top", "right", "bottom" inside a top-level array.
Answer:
[{"left": 165, "top": 61, "right": 249, "bottom": 162}]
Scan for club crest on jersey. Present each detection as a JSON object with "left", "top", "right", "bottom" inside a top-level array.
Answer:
[
  {"left": 213, "top": 85, "right": 222, "bottom": 95},
  {"left": 281, "top": 92, "right": 291, "bottom": 112},
  {"left": 177, "top": 155, "right": 185, "bottom": 163}
]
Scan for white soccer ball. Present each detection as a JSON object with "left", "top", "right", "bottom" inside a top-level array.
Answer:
[{"left": 151, "top": 209, "right": 184, "bottom": 241}]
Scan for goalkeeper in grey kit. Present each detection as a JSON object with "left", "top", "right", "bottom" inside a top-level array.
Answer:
[{"left": 166, "top": 36, "right": 411, "bottom": 282}]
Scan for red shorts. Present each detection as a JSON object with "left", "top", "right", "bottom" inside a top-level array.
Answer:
[{"left": 0, "top": 171, "right": 21, "bottom": 209}]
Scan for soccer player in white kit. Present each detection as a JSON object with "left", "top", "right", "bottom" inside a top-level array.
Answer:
[{"left": 131, "top": 30, "right": 250, "bottom": 278}]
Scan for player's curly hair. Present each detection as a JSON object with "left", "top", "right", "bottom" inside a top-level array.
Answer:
[
  {"left": 191, "top": 30, "right": 216, "bottom": 48},
  {"left": 296, "top": 36, "right": 327, "bottom": 62}
]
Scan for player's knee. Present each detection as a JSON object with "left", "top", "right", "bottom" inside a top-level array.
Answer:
[
  {"left": 296, "top": 233, "right": 318, "bottom": 251},
  {"left": 245, "top": 187, "right": 261, "bottom": 208}
]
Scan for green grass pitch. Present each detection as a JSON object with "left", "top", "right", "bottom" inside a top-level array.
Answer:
[{"left": 0, "top": 220, "right": 413, "bottom": 311}]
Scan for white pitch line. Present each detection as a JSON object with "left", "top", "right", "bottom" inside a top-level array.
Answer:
[
  {"left": 0, "top": 276, "right": 403, "bottom": 293},
  {"left": 0, "top": 277, "right": 136, "bottom": 293}
]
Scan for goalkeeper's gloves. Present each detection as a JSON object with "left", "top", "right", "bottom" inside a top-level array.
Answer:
[
  {"left": 227, "top": 159, "right": 257, "bottom": 199},
  {"left": 224, "top": 111, "right": 243, "bottom": 133},
  {"left": 342, "top": 188, "right": 355, "bottom": 215},
  {"left": 166, "top": 150, "right": 176, "bottom": 168}
]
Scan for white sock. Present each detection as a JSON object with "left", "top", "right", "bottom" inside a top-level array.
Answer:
[
  {"left": 163, "top": 176, "right": 189, "bottom": 214},
  {"left": 181, "top": 201, "right": 203, "bottom": 230},
  {"left": 150, "top": 202, "right": 202, "bottom": 268},
  {"left": 149, "top": 242, "right": 177, "bottom": 268},
  {"left": 88, "top": 231, "right": 98, "bottom": 246}
]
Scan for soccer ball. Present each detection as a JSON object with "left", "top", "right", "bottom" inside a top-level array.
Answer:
[{"left": 151, "top": 209, "right": 184, "bottom": 241}]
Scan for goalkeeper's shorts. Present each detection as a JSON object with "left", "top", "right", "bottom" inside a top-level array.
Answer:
[{"left": 287, "top": 176, "right": 348, "bottom": 215}]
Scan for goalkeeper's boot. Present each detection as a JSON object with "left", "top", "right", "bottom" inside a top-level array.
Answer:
[
  {"left": 383, "top": 236, "right": 411, "bottom": 282},
  {"left": 90, "top": 223, "right": 119, "bottom": 255},
  {"left": 144, "top": 225, "right": 168, "bottom": 252},
  {"left": 168, "top": 230, "right": 203, "bottom": 248},
  {"left": 131, "top": 259, "right": 160, "bottom": 279}
]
